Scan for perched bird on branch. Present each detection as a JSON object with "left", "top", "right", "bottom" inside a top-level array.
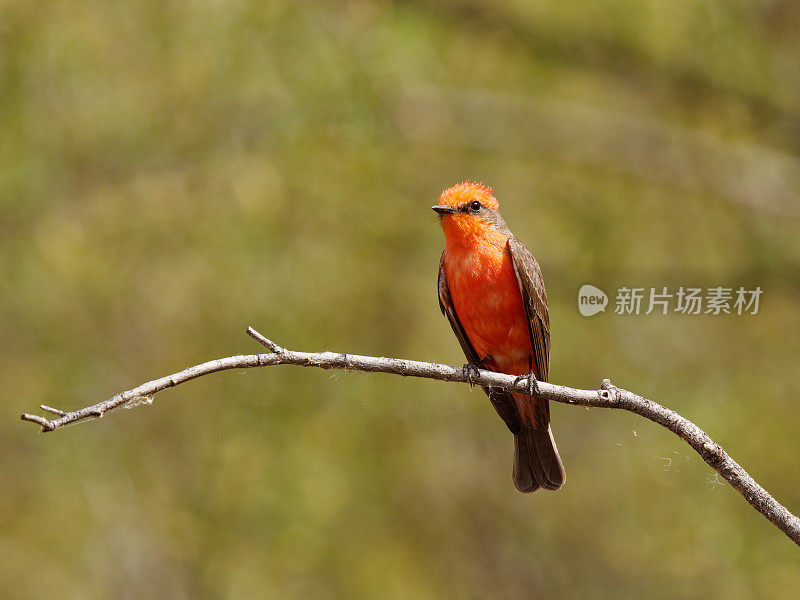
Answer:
[{"left": 434, "top": 182, "right": 565, "bottom": 492}]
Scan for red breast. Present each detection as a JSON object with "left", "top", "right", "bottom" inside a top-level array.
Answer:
[{"left": 438, "top": 184, "right": 533, "bottom": 375}]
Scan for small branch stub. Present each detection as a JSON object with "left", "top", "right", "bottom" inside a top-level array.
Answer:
[
  {"left": 246, "top": 327, "right": 284, "bottom": 353},
  {"left": 598, "top": 379, "right": 619, "bottom": 404},
  {"left": 20, "top": 413, "right": 55, "bottom": 432}
]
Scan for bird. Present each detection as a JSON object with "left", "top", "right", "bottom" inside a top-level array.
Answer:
[{"left": 433, "top": 181, "right": 565, "bottom": 492}]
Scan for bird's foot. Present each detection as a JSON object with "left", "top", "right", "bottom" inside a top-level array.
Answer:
[
  {"left": 514, "top": 365, "right": 539, "bottom": 397},
  {"left": 462, "top": 363, "right": 482, "bottom": 387}
]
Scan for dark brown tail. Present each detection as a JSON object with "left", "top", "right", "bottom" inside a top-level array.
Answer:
[{"left": 513, "top": 426, "right": 566, "bottom": 492}]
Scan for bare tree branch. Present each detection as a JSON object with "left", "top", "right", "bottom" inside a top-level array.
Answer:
[{"left": 20, "top": 326, "right": 800, "bottom": 548}]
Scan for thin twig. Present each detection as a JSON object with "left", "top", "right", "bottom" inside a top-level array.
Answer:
[
  {"left": 20, "top": 326, "right": 800, "bottom": 548},
  {"left": 246, "top": 326, "right": 284, "bottom": 353}
]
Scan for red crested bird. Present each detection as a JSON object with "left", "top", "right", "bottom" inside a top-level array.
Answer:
[{"left": 434, "top": 182, "right": 565, "bottom": 492}]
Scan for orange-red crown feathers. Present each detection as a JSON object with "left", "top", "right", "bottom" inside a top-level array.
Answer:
[{"left": 438, "top": 181, "right": 499, "bottom": 210}]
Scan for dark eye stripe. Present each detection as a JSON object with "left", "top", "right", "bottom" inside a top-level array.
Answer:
[{"left": 461, "top": 200, "right": 483, "bottom": 212}]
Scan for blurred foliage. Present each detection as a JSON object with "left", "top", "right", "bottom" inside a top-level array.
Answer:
[{"left": 2, "top": 0, "right": 800, "bottom": 598}]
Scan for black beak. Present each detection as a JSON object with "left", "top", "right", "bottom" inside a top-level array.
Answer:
[{"left": 432, "top": 205, "right": 457, "bottom": 215}]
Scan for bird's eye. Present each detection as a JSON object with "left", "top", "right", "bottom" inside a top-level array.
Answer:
[{"left": 469, "top": 200, "right": 482, "bottom": 211}]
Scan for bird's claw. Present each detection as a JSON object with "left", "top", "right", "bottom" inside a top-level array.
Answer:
[
  {"left": 514, "top": 368, "right": 539, "bottom": 397},
  {"left": 462, "top": 363, "right": 482, "bottom": 387}
]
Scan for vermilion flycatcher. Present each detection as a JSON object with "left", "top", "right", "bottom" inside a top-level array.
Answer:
[{"left": 434, "top": 182, "right": 565, "bottom": 492}]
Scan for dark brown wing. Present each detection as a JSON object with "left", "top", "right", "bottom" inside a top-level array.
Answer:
[
  {"left": 438, "top": 253, "right": 523, "bottom": 434},
  {"left": 507, "top": 237, "right": 550, "bottom": 382},
  {"left": 507, "top": 238, "right": 565, "bottom": 490}
]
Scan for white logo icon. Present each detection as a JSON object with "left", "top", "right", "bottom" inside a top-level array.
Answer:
[{"left": 578, "top": 284, "right": 608, "bottom": 316}]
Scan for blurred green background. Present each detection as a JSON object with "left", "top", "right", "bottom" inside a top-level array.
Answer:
[{"left": 3, "top": 1, "right": 800, "bottom": 598}]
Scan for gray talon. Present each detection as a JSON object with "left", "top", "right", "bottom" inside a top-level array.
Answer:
[
  {"left": 462, "top": 363, "right": 481, "bottom": 387},
  {"left": 515, "top": 363, "right": 539, "bottom": 397}
]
